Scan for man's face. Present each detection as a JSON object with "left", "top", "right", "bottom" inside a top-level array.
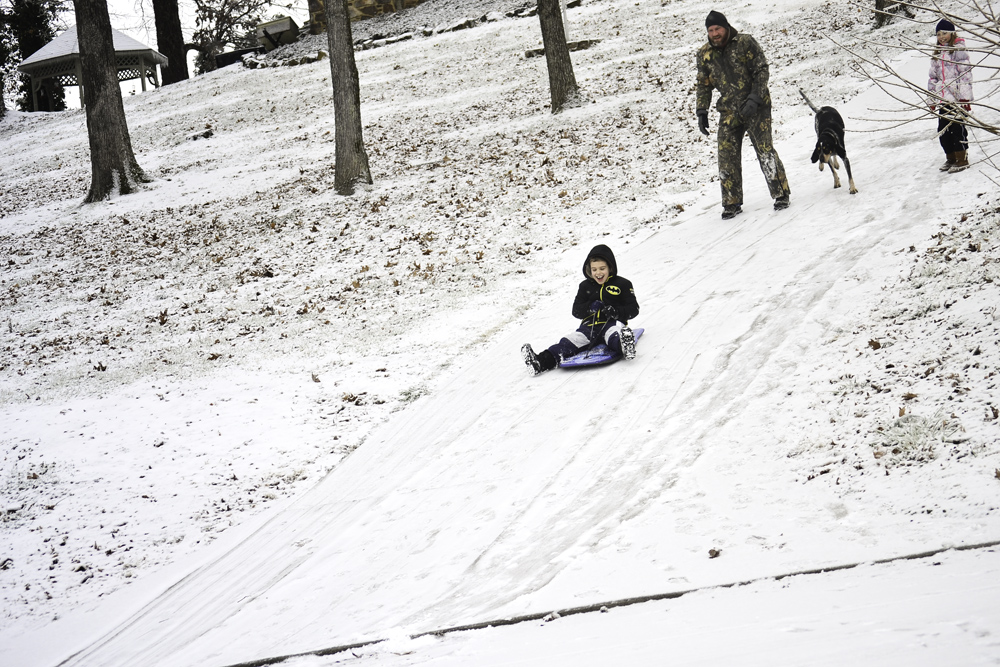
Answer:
[
  {"left": 590, "top": 259, "right": 610, "bottom": 285},
  {"left": 708, "top": 25, "right": 728, "bottom": 47}
]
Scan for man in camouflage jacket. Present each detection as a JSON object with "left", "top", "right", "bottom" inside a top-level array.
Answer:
[{"left": 696, "top": 11, "right": 790, "bottom": 219}]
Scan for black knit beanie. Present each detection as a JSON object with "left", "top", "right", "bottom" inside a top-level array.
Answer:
[
  {"left": 935, "top": 19, "right": 956, "bottom": 33},
  {"left": 706, "top": 10, "right": 730, "bottom": 29}
]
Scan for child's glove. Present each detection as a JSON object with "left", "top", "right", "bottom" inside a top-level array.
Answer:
[
  {"left": 601, "top": 304, "right": 619, "bottom": 320},
  {"left": 589, "top": 300, "right": 603, "bottom": 312}
]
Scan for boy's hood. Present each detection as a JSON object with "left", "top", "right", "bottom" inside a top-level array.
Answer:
[{"left": 583, "top": 244, "right": 618, "bottom": 279}]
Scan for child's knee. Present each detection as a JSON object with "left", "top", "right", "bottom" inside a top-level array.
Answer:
[
  {"left": 606, "top": 331, "right": 622, "bottom": 353},
  {"left": 551, "top": 336, "right": 582, "bottom": 359}
]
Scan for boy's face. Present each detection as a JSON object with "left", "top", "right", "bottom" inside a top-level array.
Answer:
[{"left": 589, "top": 259, "right": 610, "bottom": 285}]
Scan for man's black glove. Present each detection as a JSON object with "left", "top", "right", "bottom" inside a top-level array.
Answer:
[
  {"left": 697, "top": 109, "right": 709, "bottom": 136},
  {"left": 740, "top": 92, "right": 763, "bottom": 120}
]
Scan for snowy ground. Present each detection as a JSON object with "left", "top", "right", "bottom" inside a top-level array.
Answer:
[
  {"left": 285, "top": 546, "right": 1000, "bottom": 666},
  {"left": 1, "top": 0, "right": 999, "bottom": 665}
]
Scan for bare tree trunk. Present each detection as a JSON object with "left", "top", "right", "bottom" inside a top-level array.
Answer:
[
  {"left": 324, "top": 0, "right": 372, "bottom": 195},
  {"left": 73, "top": 0, "right": 148, "bottom": 203},
  {"left": 0, "top": 9, "right": 8, "bottom": 120},
  {"left": 874, "top": 0, "right": 914, "bottom": 28},
  {"left": 152, "top": 0, "right": 189, "bottom": 85},
  {"left": 537, "top": 0, "right": 579, "bottom": 113}
]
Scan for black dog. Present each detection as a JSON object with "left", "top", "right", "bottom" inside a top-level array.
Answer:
[{"left": 799, "top": 89, "right": 858, "bottom": 194}]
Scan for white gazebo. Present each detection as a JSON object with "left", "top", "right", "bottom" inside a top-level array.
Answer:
[{"left": 17, "top": 25, "right": 168, "bottom": 111}]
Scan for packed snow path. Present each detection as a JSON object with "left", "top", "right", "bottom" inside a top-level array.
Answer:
[{"left": 49, "top": 88, "right": 995, "bottom": 667}]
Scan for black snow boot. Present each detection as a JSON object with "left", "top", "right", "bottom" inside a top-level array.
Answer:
[
  {"left": 721, "top": 204, "right": 742, "bottom": 220},
  {"left": 522, "top": 344, "right": 557, "bottom": 376},
  {"left": 773, "top": 195, "right": 790, "bottom": 211}
]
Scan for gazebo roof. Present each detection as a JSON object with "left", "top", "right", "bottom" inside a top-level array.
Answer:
[{"left": 18, "top": 24, "right": 167, "bottom": 77}]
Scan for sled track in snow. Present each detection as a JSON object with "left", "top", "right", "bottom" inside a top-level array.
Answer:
[{"left": 222, "top": 538, "right": 1000, "bottom": 667}]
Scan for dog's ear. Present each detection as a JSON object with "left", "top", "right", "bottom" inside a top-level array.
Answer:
[{"left": 810, "top": 145, "right": 821, "bottom": 164}]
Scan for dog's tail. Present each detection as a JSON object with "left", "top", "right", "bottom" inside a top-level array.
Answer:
[{"left": 798, "top": 88, "right": 820, "bottom": 114}]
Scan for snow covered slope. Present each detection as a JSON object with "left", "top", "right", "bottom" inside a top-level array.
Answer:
[{"left": 1, "top": 0, "right": 998, "bottom": 665}]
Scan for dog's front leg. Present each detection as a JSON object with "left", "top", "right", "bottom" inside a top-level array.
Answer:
[{"left": 829, "top": 157, "right": 842, "bottom": 189}]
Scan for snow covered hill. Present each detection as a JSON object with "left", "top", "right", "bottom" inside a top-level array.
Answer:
[{"left": 1, "top": 0, "right": 998, "bottom": 665}]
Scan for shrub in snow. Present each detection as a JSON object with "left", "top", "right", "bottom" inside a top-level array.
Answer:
[{"left": 871, "top": 411, "right": 964, "bottom": 468}]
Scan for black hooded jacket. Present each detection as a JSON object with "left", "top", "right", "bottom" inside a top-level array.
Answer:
[{"left": 571, "top": 244, "right": 640, "bottom": 326}]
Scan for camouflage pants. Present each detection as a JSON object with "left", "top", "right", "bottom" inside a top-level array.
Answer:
[{"left": 717, "top": 112, "right": 790, "bottom": 207}]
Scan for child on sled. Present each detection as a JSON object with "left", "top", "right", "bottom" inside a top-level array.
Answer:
[{"left": 522, "top": 244, "right": 639, "bottom": 375}]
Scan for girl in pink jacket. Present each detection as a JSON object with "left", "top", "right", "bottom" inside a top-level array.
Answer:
[{"left": 928, "top": 19, "right": 974, "bottom": 173}]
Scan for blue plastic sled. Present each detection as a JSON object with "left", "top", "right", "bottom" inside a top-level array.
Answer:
[{"left": 560, "top": 328, "right": 644, "bottom": 369}]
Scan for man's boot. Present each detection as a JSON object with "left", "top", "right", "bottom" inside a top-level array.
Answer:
[
  {"left": 939, "top": 152, "right": 955, "bottom": 172},
  {"left": 721, "top": 204, "right": 742, "bottom": 220},
  {"left": 948, "top": 150, "right": 969, "bottom": 173}
]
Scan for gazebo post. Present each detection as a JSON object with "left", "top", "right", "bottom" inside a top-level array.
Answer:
[
  {"left": 139, "top": 56, "right": 147, "bottom": 91},
  {"left": 30, "top": 75, "right": 40, "bottom": 111},
  {"left": 75, "top": 60, "right": 85, "bottom": 108}
]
